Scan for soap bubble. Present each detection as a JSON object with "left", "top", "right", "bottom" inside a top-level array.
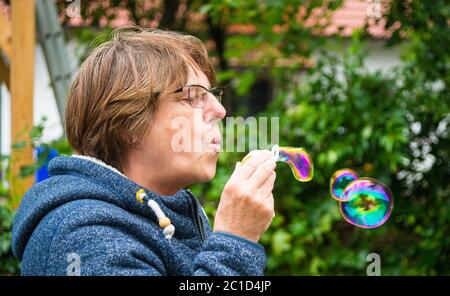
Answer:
[
  {"left": 330, "top": 169, "right": 394, "bottom": 229},
  {"left": 329, "top": 169, "right": 359, "bottom": 201},
  {"left": 272, "top": 145, "right": 314, "bottom": 182},
  {"left": 339, "top": 178, "right": 394, "bottom": 229}
]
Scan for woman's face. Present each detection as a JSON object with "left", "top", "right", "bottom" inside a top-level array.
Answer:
[{"left": 127, "top": 67, "right": 226, "bottom": 192}]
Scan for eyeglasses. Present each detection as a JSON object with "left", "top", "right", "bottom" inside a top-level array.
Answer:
[{"left": 173, "top": 84, "right": 223, "bottom": 109}]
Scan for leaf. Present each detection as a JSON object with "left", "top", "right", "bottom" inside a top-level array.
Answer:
[{"left": 271, "top": 229, "right": 292, "bottom": 256}]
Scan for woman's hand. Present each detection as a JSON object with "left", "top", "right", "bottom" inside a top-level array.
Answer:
[{"left": 213, "top": 150, "right": 276, "bottom": 243}]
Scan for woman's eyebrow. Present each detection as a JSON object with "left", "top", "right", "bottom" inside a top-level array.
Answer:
[{"left": 189, "top": 82, "right": 212, "bottom": 89}]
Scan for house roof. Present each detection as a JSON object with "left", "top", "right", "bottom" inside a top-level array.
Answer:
[
  {"left": 326, "top": 0, "right": 388, "bottom": 37},
  {"left": 226, "top": 0, "right": 389, "bottom": 38},
  {"left": 0, "top": 0, "right": 390, "bottom": 37},
  {"left": 55, "top": 0, "right": 390, "bottom": 38}
]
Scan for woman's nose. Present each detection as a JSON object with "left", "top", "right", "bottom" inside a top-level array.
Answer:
[{"left": 205, "top": 95, "right": 226, "bottom": 120}]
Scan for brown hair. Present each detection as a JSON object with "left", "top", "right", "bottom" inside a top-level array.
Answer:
[{"left": 65, "top": 27, "right": 216, "bottom": 171}]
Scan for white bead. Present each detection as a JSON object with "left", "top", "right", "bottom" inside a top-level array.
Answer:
[{"left": 163, "top": 224, "right": 175, "bottom": 240}]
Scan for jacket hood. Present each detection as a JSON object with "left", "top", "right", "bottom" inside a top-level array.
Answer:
[{"left": 12, "top": 155, "right": 199, "bottom": 260}]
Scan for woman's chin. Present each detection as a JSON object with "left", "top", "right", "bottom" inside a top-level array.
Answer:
[
  {"left": 195, "top": 162, "right": 217, "bottom": 182},
  {"left": 201, "top": 167, "right": 216, "bottom": 181},
  {"left": 191, "top": 153, "right": 219, "bottom": 182}
]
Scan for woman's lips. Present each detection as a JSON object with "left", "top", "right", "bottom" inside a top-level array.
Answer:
[
  {"left": 208, "top": 136, "right": 221, "bottom": 153},
  {"left": 209, "top": 143, "right": 221, "bottom": 153}
]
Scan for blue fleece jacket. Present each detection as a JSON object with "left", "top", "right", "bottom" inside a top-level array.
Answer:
[{"left": 11, "top": 155, "right": 266, "bottom": 276}]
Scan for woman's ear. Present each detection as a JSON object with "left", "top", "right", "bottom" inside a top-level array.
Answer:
[{"left": 130, "top": 134, "right": 140, "bottom": 147}]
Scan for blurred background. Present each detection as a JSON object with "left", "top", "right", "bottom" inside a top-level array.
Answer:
[{"left": 0, "top": 0, "right": 449, "bottom": 275}]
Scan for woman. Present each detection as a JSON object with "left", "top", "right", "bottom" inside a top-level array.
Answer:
[{"left": 11, "top": 28, "right": 277, "bottom": 276}]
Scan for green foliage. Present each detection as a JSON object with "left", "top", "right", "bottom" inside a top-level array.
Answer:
[
  {"left": 0, "top": 183, "right": 21, "bottom": 275},
  {"left": 204, "top": 0, "right": 342, "bottom": 59},
  {"left": 383, "top": 0, "right": 450, "bottom": 84},
  {"left": 202, "top": 0, "right": 345, "bottom": 112},
  {"left": 192, "top": 27, "right": 449, "bottom": 276},
  {"left": 194, "top": 35, "right": 450, "bottom": 275}
]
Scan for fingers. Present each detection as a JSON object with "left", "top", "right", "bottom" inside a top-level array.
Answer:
[
  {"left": 267, "top": 194, "right": 275, "bottom": 218},
  {"left": 264, "top": 193, "right": 274, "bottom": 208},
  {"left": 231, "top": 150, "right": 272, "bottom": 181},
  {"left": 258, "top": 171, "right": 276, "bottom": 198},
  {"left": 248, "top": 158, "right": 276, "bottom": 189},
  {"left": 261, "top": 193, "right": 275, "bottom": 219}
]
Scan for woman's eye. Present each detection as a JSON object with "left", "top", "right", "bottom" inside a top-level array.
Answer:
[{"left": 192, "top": 92, "right": 206, "bottom": 101}]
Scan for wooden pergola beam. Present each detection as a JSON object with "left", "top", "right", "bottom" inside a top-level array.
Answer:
[{"left": 10, "top": 0, "right": 35, "bottom": 206}]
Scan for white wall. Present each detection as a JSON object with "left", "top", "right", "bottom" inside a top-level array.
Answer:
[
  {"left": 362, "top": 39, "right": 402, "bottom": 71},
  {"left": 1, "top": 44, "right": 69, "bottom": 156}
]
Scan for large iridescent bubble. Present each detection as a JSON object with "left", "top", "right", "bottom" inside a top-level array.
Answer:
[
  {"left": 339, "top": 178, "right": 394, "bottom": 229},
  {"left": 330, "top": 169, "right": 359, "bottom": 201},
  {"left": 271, "top": 145, "right": 314, "bottom": 182}
]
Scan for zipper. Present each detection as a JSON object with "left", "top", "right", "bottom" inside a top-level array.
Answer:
[{"left": 186, "top": 190, "right": 206, "bottom": 242}]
